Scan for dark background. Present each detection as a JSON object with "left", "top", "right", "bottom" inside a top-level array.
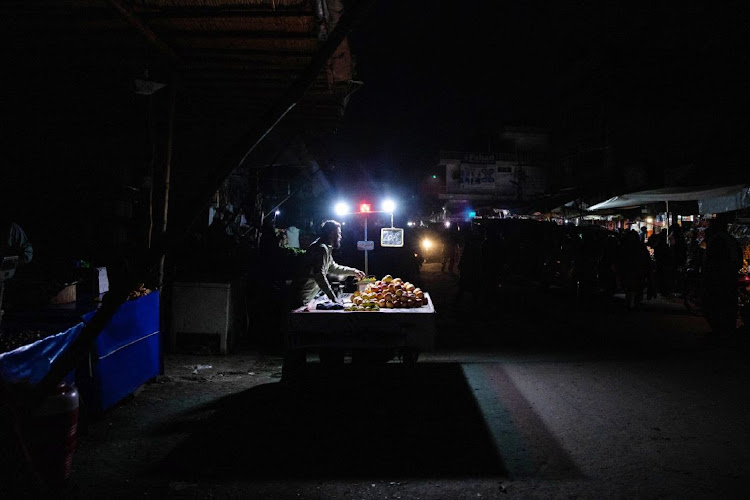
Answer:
[
  {"left": 328, "top": 1, "right": 749, "bottom": 185},
  {"left": 2, "top": 1, "right": 749, "bottom": 287}
]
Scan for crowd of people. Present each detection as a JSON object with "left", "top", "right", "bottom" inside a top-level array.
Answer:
[{"left": 450, "top": 215, "right": 746, "bottom": 337}]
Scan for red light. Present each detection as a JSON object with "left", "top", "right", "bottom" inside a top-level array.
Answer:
[{"left": 359, "top": 203, "right": 371, "bottom": 213}]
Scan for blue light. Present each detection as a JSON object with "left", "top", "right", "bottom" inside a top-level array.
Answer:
[{"left": 468, "top": 211, "right": 477, "bottom": 218}]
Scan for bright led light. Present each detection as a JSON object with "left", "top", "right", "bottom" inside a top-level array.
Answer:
[
  {"left": 468, "top": 211, "right": 476, "bottom": 218},
  {"left": 382, "top": 199, "right": 396, "bottom": 213},
  {"left": 407, "top": 221, "right": 415, "bottom": 227},
  {"left": 275, "top": 210, "right": 280, "bottom": 215},
  {"left": 422, "top": 238, "right": 433, "bottom": 250},
  {"left": 334, "top": 202, "right": 349, "bottom": 217},
  {"left": 359, "top": 203, "right": 372, "bottom": 213},
  {"left": 444, "top": 221, "right": 451, "bottom": 228}
]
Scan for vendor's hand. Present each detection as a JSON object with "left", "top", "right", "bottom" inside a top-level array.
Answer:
[{"left": 354, "top": 270, "right": 366, "bottom": 280}]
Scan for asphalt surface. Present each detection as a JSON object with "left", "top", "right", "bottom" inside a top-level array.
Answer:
[{"left": 8, "top": 262, "right": 750, "bottom": 499}]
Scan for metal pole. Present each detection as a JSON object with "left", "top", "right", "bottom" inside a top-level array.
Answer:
[{"left": 364, "top": 215, "right": 368, "bottom": 276}]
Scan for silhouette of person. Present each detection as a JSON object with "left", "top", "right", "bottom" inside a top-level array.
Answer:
[
  {"left": 701, "top": 213, "right": 742, "bottom": 338},
  {"left": 441, "top": 224, "right": 460, "bottom": 274},
  {"left": 617, "top": 229, "right": 651, "bottom": 310},
  {"left": 639, "top": 225, "right": 648, "bottom": 243}
]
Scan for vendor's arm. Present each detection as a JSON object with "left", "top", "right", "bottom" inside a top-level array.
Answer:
[
  {"left": 310, "top": 246, "right": 338, "bottom": 301},
  {"left": 328, "top": 260, "right": 365, "bottom": 280}
]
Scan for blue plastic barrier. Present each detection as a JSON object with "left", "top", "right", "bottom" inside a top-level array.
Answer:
[
  {"left": 0, "top": 322, "right": 84, "bottom": 386},
  {"left": 78, "top": 291, "right": 161, "bottom": 412}
]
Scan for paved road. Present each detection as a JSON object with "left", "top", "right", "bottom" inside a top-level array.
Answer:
[{"left": 19, "top": 262, "right": 750, "bottom": 499}]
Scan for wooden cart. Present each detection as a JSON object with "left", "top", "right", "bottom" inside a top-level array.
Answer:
[{"left": 286, "top": 293, "right": 436, "bottom": 366}]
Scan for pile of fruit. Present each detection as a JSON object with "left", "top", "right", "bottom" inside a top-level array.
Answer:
[
  {"left": 345, "top": 274, "right": 427, "bottom": 311},
  {"left": 128, "top": 283, "right": 152, "bottom": 301},
  {"left": 0, "top": 329, "right": 49, "bottom": 354}
]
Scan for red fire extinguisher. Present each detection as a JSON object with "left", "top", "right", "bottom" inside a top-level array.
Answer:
[{"left": 23, "top": 381, "right": 80, "bottom": 489}]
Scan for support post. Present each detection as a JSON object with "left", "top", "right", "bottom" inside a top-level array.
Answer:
[
  {"left": 158, "top": 74, "right": 177, "bottom": 290},
  {"left": 364, "top": 215, "right": 369, "bottom": 276}
]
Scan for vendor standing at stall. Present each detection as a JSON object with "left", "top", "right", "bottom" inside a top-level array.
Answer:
[
  {"left": 289, "top": 219, "right": 365, "bottom": 308},
  {"left": 283, "top": 219, "right": 364, "bottom": 382},
  {"left": 1, "top": 214, "right": 33, "bottom": 265},
  {"left": 1, "top": 213, "right": 33, "bottom": 321}
]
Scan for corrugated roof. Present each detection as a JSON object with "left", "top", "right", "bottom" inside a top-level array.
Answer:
[{"left": 1, "top": 0, "right": 358, "bottom": 132}]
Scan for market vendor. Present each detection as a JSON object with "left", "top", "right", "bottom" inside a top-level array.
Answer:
[
  {"left": 283, "top": 220, "right": 364, "bottom": 383},
  {"left": 289, "top": 219, "right": 365, "bottom": 308},
  {"left": 1, "top": 214, "right": 33, "bottom": 265}
]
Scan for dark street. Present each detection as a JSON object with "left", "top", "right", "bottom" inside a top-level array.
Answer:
[
  {"left": 2, "top": 2, "right": 750, "bottom": 499},
  {"left": 53, "top": 262, "right": 750, "bottom": 499}
]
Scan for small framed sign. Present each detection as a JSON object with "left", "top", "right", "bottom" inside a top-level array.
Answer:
[
  {"left": 357, "top": 240, "right": 375, "bottom": 251},
  {"left": 380, "top": 227, "right": 404, "bottom": 248}
]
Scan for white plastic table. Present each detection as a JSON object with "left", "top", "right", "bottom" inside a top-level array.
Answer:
[{"left": 286, "top": 293, "right": 436, "bottom": 358}]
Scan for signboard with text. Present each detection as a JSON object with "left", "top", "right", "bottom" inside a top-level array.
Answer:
[{"left": 380, "top": 228, "right": 404, "bottom": 248}]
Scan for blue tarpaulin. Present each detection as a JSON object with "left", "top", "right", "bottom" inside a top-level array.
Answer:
[{"left": 0, "top": 322, "right": 84, "bottom": 386}]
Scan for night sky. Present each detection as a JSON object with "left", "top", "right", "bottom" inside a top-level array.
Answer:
[{"left": 327, "top": 1, "right": 749, "bottom": 188}]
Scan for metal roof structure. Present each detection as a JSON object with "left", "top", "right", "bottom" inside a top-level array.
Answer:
[
  {"left": 2, "top": 0, "right": 376, "bottom": 233},
  {"left": 3, "top": 0, "right": 363, "bottom": 131}
]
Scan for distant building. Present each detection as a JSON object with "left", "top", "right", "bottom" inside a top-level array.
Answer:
[{"left": 436, "top": 127, "right": 551, "bottom": 218}]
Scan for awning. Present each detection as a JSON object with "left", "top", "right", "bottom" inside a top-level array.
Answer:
[{"left": 588, "top": 184, "right": 750, "bottom": 214}]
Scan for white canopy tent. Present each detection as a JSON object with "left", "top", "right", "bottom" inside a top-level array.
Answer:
[{"left": 588, "top": 184, "right": 750, "bottom": 214}]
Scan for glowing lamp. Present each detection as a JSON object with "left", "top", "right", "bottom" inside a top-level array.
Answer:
[
  {"left": 382, "top": 199, "right": 396, "bottom": 213},
  {"left": 359, "top": 203, "right": 372, "bottom": 213},
  {"left": 334, "top": 202, "right": 350, "bottom": 217}
]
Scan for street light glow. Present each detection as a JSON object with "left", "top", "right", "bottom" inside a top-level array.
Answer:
[
  {"left": 334, "top": 202, "right": 349, "bottom": 217},
  {"left": 382, "top": 199, "right": 396, "bottom": 213}
]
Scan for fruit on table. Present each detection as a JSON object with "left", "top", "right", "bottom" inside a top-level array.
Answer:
[{"left": 345, "top": 275, "right": 428, "bottom": 310}]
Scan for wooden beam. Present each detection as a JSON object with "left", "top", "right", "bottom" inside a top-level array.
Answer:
[{"left": 104, "top": 0, "right": 182, "bottom": 69}]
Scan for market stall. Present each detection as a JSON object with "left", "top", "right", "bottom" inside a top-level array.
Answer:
[
  {"left": 286, "top": 276, "right": 436, "bottom": 365},
  {"left": 0, "top": 285, "right": 161, "bottom": 416}
]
